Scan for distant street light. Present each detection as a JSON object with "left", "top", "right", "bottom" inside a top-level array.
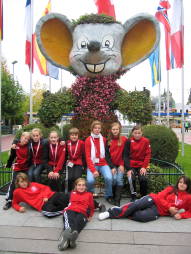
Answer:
[{"left": 12, "top": 60, "right": 18, "bottom": 80}]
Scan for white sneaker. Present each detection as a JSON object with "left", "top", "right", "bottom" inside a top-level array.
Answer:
[{"left": 98, "top": 211, "right": 110, "bottom": 221}]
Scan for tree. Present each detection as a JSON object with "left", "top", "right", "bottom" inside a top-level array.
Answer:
[
  {"left": 1, "top": 63, "right": 25, "bottom": 125},
  {"left": 38, "top": 89, "right": 75, "bottom": 127},
  {"left": 116, "top": 89, "right": 153, "bottom": 125},
  {"left": 32, "top": 81, "right": 47, "bottom": 112}
]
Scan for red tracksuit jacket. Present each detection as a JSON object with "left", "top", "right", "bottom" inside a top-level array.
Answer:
[
  {"left": 85, "top": 136, "right": 108, "bottom": 173},
  {"left": 105, "top": 136, "right": 127, "bottom": 168},
  {"left": 150, "top": 186, "right": 191, "bottom": 218},
  {"left": 12, "top": 182, "right": 55, "bottom": 211},
  {"left": 66, "top": 140, "right": 85, "bottom": 166},
  {"left": 65, "top": 191, "right": 94, "bottom": 218}
]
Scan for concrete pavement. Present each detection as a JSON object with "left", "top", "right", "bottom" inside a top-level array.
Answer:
[
  {"left": 1, "top": 134, "right": 14, "bottom": 152},
  {"left": 172, "top": 128, "right": 191, "bottom": 145},
  {"left": 0, "top": 196, "right": 191, "bottom": 254}
]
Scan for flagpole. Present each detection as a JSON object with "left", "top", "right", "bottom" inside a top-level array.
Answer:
[
  {"left": 49, "top": 76, "right": 51, "bottom": 92},
  {"left": 158, "top": 81, "right": 161, "bottom": 124},
  {"left": 181, "top": 1, "right": 184, "bottom": 156},
  {"left": 29, "top": 0, "right": 33, "bottom": 124},
  {"left": 0, "top": 40, "right": 2, "bottom": 161},
  {"left": 60, "top": 69, "right": 63, "bottom": 92},
  {"left": 166, "top": 70, "right": 170, "bottom": 127}
]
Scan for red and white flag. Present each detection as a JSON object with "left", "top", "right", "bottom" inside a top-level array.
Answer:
[
  {"left": 25, "top": 0, "right": 33, "bottom": 70},
  {"left": 170, "top": 0, "right": 184, "bottom": 68},
  {"left": 94, "top": 0, "right": 116, "bottom": 19}
]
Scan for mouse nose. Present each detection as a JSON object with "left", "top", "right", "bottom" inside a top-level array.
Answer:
[{"left": 87, "top": 41, "right": 101, "bottom": 52}]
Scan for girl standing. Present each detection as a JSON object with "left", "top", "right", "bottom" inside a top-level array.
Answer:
[
  {"left": 12, "top": 173, "right": 69, "bottom": 217},
  {"left": 106, "top": 122, "right": 127, "bottom": 206},
  {"left": 99, "top": 176, "right": 191, "bottom": 222},
  {"left": 3, "top": 132, "right": 31, "bottom": 210},
  {"left": 43, "top": 130, "right": 66, "bottom": 192},
  {"left": 85, "top": 120, "right": 113, "bottom": 204},
  {"left": 123, "top": 125, "right": 151, "bottom": 201},
  {"left": 58, "top": 178, "right": 94, "bottom": 250}
]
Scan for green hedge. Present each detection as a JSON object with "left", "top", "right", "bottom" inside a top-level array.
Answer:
[
  {"left": 143, "top": 125, "right": 179, "bottom": 163},
  {"left": 15, "top": 123, "right": 61, "bottom": 139}
]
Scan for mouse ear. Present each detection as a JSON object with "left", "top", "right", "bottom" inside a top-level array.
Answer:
[
  {"left": 121, "top": 14, "right": 160, "bottom": 70},
  {"left": 35, "top": 13, "right": 73, "bottom": 71}
]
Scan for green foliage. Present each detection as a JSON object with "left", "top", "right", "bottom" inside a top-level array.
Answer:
[
  {"left": 15, "top": 123, "right": 61, "bottom": 139},
  {"left": 72, "top": 13, "right": 120, "bottom": 27},
  {"left": 143, "top": 125, "right": 179, "bottom": 163},
  {"left": 1, "top": 64, "right": 25, "bottom": 124},
  {"left": 116, "top": 89, "right": 152, "bottom": 125},
  {"left": 176, "top": 143, "right": 191, "bottom": 177},
  {"left": 38, "top": 89, "right": 75, "bottom": 127},
  {"left": 62, "top": 124, "right": 73, "bottom": 140}
]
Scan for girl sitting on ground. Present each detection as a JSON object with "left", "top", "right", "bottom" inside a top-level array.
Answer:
[
  {"left": 12, "top": 173, "right": 69, "bottom": 217},
  {"left": 58, "top": 178, "right": 94, "bottom": 251},
  {"left": 99, "top": 176, "right": 191, "bottom": 222}
]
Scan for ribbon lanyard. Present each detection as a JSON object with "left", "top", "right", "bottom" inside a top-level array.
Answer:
[
  {"left": 91, "top": 137, "right": 98, "bottom": 155},
  {"left": 70, "top": 140, "right": 79, "bottom": 158},
  {"left": 31, "top": 141, "right": 40, "bottom": 166},
  {"left": 50, "top": 143, "right": 58, "bottom": 165},
  {"left": 175, "top": 195, "right": 178, "bottom": 205}
]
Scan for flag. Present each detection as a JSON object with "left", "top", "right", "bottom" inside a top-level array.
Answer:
[
  {"left": 170, "top": 0, "right": 184, "bottom": 68},
  {"left": 33, "top": 0, "right": 59, "bottom": 79},
  {"left": 25, "top": 0, "right": 33, "bottom": 69},
  {"left": 149, "top": 47, "right": 161, "bottom": 87},
  {"left": 94, "top": 0, "right": 116, "bottom": 18},
  {"left": 0, "top": 0, "right": 3, "bottom": 40},
  {"left": 155, "top": 0, "right": 171, "bottom": 70}
]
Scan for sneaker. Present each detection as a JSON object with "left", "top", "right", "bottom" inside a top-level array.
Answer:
[
  {"left": 98, "top": 203, "right": 106, "bottom": 213},
  {"left": 106, "top": 197, "right": 114, "bottom": 205},
  {"left": 98, "top": 211, "right": 110, "bottom": 221},
  {"left": 130, "top": 194, "right": 137, "bottom": 202},
  {"left": 69, "top": 230, "right": 78, "bottom": 248},
  {"left": 58, "top": 229, "right": 71, "bottom": 251},
  {"left": 3, "top": 202, "right": 12, "bottom": 210}
]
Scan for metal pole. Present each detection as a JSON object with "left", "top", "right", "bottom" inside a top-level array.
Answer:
[
  {"left": 60, "top": 69, "right": 63, "bottom": 92},
  {"left": 49, "top": 76, "right": 51, "bottom": 92},
  {"left": 158, "top": 81, "right": 161, "bottom": 124},
  {"left": 29, "top": 0, "right": 33, "bottom": 124},
  {"left": 0, "top": 41, "right": 2, "bottom": 161},
  {"left": 166, "top": 70, "right": 170, "bottom": 127},
  {"left": 181, "top": 66, "right": 185, "bottom": 156},
  {"left": 12, "top": 60, "right": 17, "bottom": 80}
]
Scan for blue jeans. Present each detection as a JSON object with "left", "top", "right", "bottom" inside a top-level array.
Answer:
[
  {"left": 113, "top": 167, "right": 124, "bottom": 186},
  {"left": 87, "top": 165, "right": 113, "bottom": 198},
  {"left": 28, "top": 164, "right": 44, "bottom": 183}
]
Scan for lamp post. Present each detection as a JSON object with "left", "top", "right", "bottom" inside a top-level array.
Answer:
[{"left": 12, "top": 60, "right": 18, "bottom": 80}]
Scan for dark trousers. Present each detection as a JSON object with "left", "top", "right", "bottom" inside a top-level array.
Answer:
[
  {"left": 28, "top": 164, "right": 44, "bottom": 183},
  {"left": 41, "top": 192, "right": 69, "bottom": 217},
  {"left": 6, "top": 170, "right": 28, "bottom": 202},
  {"left": 109, "top": 195, "right": 159, "bottom": 222},
  {"left": 48, "top": 166, "right": 64, "bottom": 192},
  {"left": 128, "top": 167, "right": 148, "bottom": 196},
  {"left": 63, "top": 210, "right": 87, "bottom": 233},
  {"left": 67, "top": 165, "right": 83, "bottom": 192}
]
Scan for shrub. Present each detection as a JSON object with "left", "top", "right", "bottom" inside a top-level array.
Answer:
[
  {"left": 15, "top": 123, "right": 61, "bottom": 139},
  {"left": 142, "top": 125, "right": 179, "bottom": 163},
  {"left": 62, "top": 124, "right": 73, "bottom": 140}
]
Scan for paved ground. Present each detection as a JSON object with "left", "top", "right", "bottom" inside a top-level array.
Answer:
[
  {"left": 1, "top": 134, "right": 15, "bottom": 152},
  {"left": 172, "top": 128, "right": 191, "bottom": 145},
  {"left": 0, "top": 196, "right": 191, "bottom": 254}
]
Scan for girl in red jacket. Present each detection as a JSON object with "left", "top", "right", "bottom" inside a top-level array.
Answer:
[
  {"left": 58, "top": 178, "right": 94, "bottom": 251},
  {"left": 3, "top": 132, "right": 31, "bottom": 210},
  {"left": 43, "top": 130, "right": 66, "bottom": 192},
  {"left": 123, "top": 125, "right": 151, "bottom": 201},
  {"left": 106, "top": 122, "right": 127, "bottom": 206},
  {"left": 66, "top": 128, "right": 85, "bottom": 192},
  {"left": 85, "top": 120, "right": 113, "bottom": 204},
  {"left": 99, "top": 176, "right": 191, "bottom": 222},
  {"left": 12, "top": 173, "right": 69, "bottom": 217}
]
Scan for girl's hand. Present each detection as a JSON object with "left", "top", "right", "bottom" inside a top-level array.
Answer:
[
  {"left": 93, "top": 171, "right": 99, "bottom": 178},
  {"left": 119, "top": 165, "right": 124, "bottom": 173},
  {"left": 53, "top": 172, "right": 60, "bottom": 179},
  {"left": 11, "top": 144, "right": 17, "bottom": 149},
  {"left": 111, "top": 168, "right": 116, "bottom": 175},
  {"left": 140, "top": 168, "right": 147, "bottom": 176},
  {"left": 60, "top": 141, "right": 65, "bottom": 146},
  {"left": 48, "top": 171, "right": 54, "bottom": 179},
  {"left": 43, "top": 198, "right": 48, "bottom": 203},
  {"left": 19, "top": 207, "right": 26, "bottom": 213},
  {"left": 127, "top": 170, "right": 132, "bottom": 177},
  {"left": 174, "top": 213, "right": 181, "bottom": 220},
  {"left": 169, "top": 207, "right": 178, "bottom": 215}
]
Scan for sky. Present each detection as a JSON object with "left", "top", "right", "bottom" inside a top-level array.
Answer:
[{"left": 2, "top": 0, "right": 191, "bottom": 105}]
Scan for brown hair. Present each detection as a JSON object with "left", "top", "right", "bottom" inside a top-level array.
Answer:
[
  {"left": 173, "top": 176, "right": 191, "bottom": 194},
  {"left": 108, "top": 122, "right": 122, "bottom": 146},
  {"left": 131, "top": 125, "right": 143, "bottom": 135},
  {"left": 90, "top": 120, "right": 102, "bottom": 132},
  {"left": 74, "top": 178, "right": 86, "bottom": 191},
  {"left": 69, "top": 127, "right": 80, "bottom": 135},
  {"left": 15, "top": 173, "right": 30, "bottom": 188}
]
